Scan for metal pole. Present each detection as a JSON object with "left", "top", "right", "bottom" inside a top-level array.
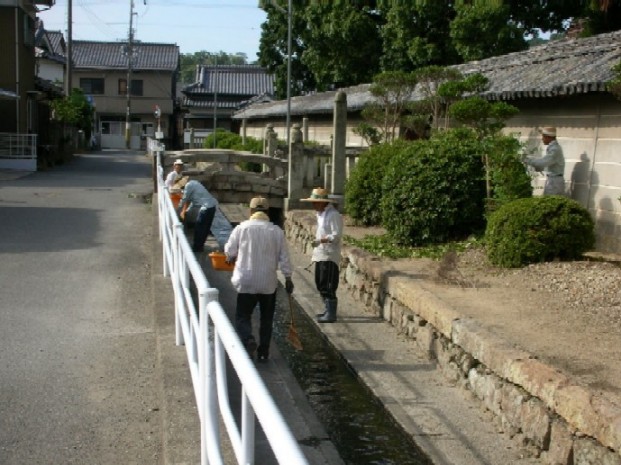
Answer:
[{"left": 286, "top": 0, "right": 292, "bottom": 150}]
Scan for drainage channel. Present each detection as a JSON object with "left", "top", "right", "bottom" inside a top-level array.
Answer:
[{"left": 272, "top": 296, "right": 434, "bottom": 465}]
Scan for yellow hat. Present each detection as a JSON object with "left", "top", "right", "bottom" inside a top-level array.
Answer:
[
  {"left": 249, "top": 197, "right": 269, "bottom": 210},
  {"left": 300, "top": 187, "right": 338, "bottom": 203}
]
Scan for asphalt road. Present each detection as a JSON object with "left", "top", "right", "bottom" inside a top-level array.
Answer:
[{"left": 0, "top": 151, "right": 160, "bottom": 464}]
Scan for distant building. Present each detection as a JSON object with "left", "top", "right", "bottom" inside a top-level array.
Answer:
[
  {"left": 180, "top": 65, "right": 274, "bottom": 147},
  {"left": 71, "top": 40, "right": 180, "bottom": 149}
]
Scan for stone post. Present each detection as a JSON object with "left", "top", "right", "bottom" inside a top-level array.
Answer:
[
  {"left": 331, "top": 90, "right": 347, "bottom": 204},
  {"left": 302, "top": 117, "right": 309, "bottom": 142},
  {"left": 285, "top": 123, "right": 305, "bottom": 211},
  {"left": 265, "top": 123, "right": 277, "bottom": 157}
]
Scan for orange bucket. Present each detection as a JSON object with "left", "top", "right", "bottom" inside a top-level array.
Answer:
[
  {"left": 208, "top": 252, "right": 235, "bottom": 271},
  {"left": 170, "top": 192, "right": 182, "bottom": 209}
]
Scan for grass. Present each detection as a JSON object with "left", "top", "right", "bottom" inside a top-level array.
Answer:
[{"left": 343, "top": 233, "right": 484, "bottom": 260}]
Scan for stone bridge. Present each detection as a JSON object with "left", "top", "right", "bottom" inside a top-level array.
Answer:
[{"left": 165, "top": 148, "right": 288, "bottom": 206}]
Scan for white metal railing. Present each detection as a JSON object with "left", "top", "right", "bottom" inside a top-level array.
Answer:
[
  {"left": 0, "top": 132, "right": 37, "bottom": 159},
  {"left": 152, "top": 144, "right": 308, "bottom": 465}
]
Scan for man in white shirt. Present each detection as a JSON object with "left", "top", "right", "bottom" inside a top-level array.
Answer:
[
  {"left": 301, "top": 187, "right": 343, "bottom": 323},
  {"left": 224, "top": 197, "right": 294, "bottom": 362},
  {"left": 165, "top": 159, "right": 184, "bottom": 190},
  {"left": 525, "top": 127, "right": 565, "bottom": 196}
]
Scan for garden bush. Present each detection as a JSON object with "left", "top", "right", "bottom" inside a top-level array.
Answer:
[
  {"left": 344, "top": 140, "right": 407, "bottom": 225},
  {"left": 486, "top": 134, "right": 533, "bottom": 208},
  {"left": 203, "top": 129, "right": 263, "bottom": 172},
  {"left": 381, "top": 128, "right": 486, "bottom": 246},
  {"left": 485, "top": 196, "right": 595, "bottom": 267}
]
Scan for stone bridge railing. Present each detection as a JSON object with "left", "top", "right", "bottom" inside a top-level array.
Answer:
[
  {"left": 164, "top": 149, "right": 288, "bottom": 208},
  {"left": 168, "top": 91, "right": 368, "bottom": 210}
]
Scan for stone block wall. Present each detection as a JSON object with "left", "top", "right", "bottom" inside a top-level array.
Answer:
[{"left": 285, "top": 210, "right": 621, "bottom": 465}]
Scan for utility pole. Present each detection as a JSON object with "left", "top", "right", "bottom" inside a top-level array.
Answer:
[
  {"left": 265, "top": 1, "right": 292, "bottom": 149},
  {"left": 65, "top": 0, "right": 72, "bottom": 96},
  {"left": 124, "top": 0, "right": 136, "bottom": 149}
]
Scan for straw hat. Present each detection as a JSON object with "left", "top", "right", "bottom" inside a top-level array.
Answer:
[
  {"left": 539, "top": 127, "right": 556, "bottom": 137},
  {"left": 249, "top": 196, "right": 269, "bottom": 210},
  {"left": 300, "top": 187, "right": 338, "bottom": 203},
  {"left": 174, "top": 176, "right": 189, "bottom": 189}
]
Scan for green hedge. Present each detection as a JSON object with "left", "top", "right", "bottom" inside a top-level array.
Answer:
[
  {"left": 381, "top": 129, "right": 486, "bottom": 246},
  {"left": 485, "top": 196, "right": 595, "bottom": 267}
]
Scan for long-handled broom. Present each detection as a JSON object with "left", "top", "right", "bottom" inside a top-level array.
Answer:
[{"left": 287, "top": 294, "right": 303, "bottom": 351}]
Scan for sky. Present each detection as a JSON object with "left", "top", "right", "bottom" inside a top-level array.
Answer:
[{"left": 37, "top": 0, "right": 268, "bottom": 60}]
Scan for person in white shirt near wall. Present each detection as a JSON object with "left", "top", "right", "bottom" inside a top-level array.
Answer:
[
  {"left": 301, "top": 187, "right": 343, "bottom": 324},
  {"left": 525, "top": 127, "right": 566, "bottom": 196},
  {"left": 224, "top": 197, "right": 294, "bottom": 362},
  {"left": 165, "top": 159, "right": 184, "bottom": 190}
]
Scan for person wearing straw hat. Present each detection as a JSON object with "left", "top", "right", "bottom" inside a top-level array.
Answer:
[
  {"left": 524, "top": 127, "right": 565, "bottom": 196},
  {"left": 224, "top": 196, "right": 294, "bottom": 362},
  {"left": 301, "top": 187, "right": 343, "bottom": 323},
  {"left": 165, "top": 159, "right": 184, "bottom": 190}
]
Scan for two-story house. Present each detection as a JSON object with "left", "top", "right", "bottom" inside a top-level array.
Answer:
[
  {"left": 35, "top": 24, "right": 65, "bottom": 88},
  {"left": 0, "top": 0, "right": 55, "bottom": 170},
  {"left": 71, "top": 40, "right": 179, "bottom": 149}
]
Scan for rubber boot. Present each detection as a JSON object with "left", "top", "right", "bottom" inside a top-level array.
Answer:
[
  {"left": 316, "top": 299, "right": 329, "bottom": 318},
  {"left": 317, "top": 298, "right": 337, "bottom": 323}
]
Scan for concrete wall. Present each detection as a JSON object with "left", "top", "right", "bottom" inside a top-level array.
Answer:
[
  {"left": 503, "top": 94, "right": 621, "bottom": 254},
  {"left": 242, "top": 116, "right": 368, "bottom": 148}
]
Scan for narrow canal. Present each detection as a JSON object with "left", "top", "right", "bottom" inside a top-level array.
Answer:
[{"left": 272, "top": 296, "right": 434, "bottom": 465}]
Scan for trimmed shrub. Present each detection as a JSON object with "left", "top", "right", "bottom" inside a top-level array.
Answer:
[
  {"left": 485, "top": 196, "right": 595, "bottom": 268},
  {"left": 381, "top": 128, "right": 486, "bottom": 246},
  {"left": 486, "top": 134, "right": 533, "bottom": 208},
  {"left": 345, "top": 141, "right": 407, "bottom": 225}
]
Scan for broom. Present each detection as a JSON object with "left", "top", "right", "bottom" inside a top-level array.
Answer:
[{"left": 287, "top": 294, "right": 303, "bottom": 351}]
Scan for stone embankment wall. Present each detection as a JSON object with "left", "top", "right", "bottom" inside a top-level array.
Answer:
[{"left": 285, "top": 210, "right": 621, "bottom": 465}]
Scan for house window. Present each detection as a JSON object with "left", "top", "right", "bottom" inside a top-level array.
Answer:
[
  {"left": 80, "top": 78, "right": 105, "bottom": 95},
  {"left": 118, "top": 79, "right": 143, "bottom": 96}
]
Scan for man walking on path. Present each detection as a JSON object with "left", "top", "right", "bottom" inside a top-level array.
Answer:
[
  {"left": 524, "top": 126, "right": 566, "bottom": 196},
  {"left": 301, "top": 187, "right": 343, "bottom": 323},
  {"left": 224, "top": 197, "right": 294, "bottom": 361}
]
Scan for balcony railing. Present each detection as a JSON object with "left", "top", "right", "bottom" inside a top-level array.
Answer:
[{"left": 0, "top": 132, "right": 38, "bottom": 171}]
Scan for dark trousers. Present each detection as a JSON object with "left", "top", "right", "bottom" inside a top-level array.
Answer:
[
  {"left": 314, "top": 260, "right": 339, "bottom": 300},
  {"left": 235, "top": 292, "right": 276, "bottom": 357},
  {"left": 193, "top": 206, "right": 215, "bottom": 252}
]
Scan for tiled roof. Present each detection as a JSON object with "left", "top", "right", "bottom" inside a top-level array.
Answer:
[
  {"left": 72, "top": 41, "right": 179, "bottom": 71},
  {"left": 233, "top": 30, "right": 621, "bottom": 119},
  {"left": 47, "top": 30, "right": 65, "bottom": 56},
  {"left": 455, "top": 29, "right": 621, "bottom": 100},
  {"left": 183, "top": 65, "right": 274, "bottom": 96}
]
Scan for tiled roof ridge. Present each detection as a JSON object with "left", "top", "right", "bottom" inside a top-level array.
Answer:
[{"left": 73, "top": 39, "right": 178, "bottom": 47}]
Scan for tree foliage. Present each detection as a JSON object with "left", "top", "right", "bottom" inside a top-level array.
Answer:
[
  {"left": 257, "top": 0, "right": 621, "bottom": 96},
  {"left": 50, "top": 89, "right": 93, "bottom": 135},
  {"left": 301, "top": 3, "right": 382, "bottom": 91},
  {"left": 179, "top": 51, "right": 248, "bottom": 85}
]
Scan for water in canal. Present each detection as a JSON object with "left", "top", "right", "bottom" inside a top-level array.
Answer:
[{"left": 273, "top": 297, "right": 434, "bottom": 465}]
